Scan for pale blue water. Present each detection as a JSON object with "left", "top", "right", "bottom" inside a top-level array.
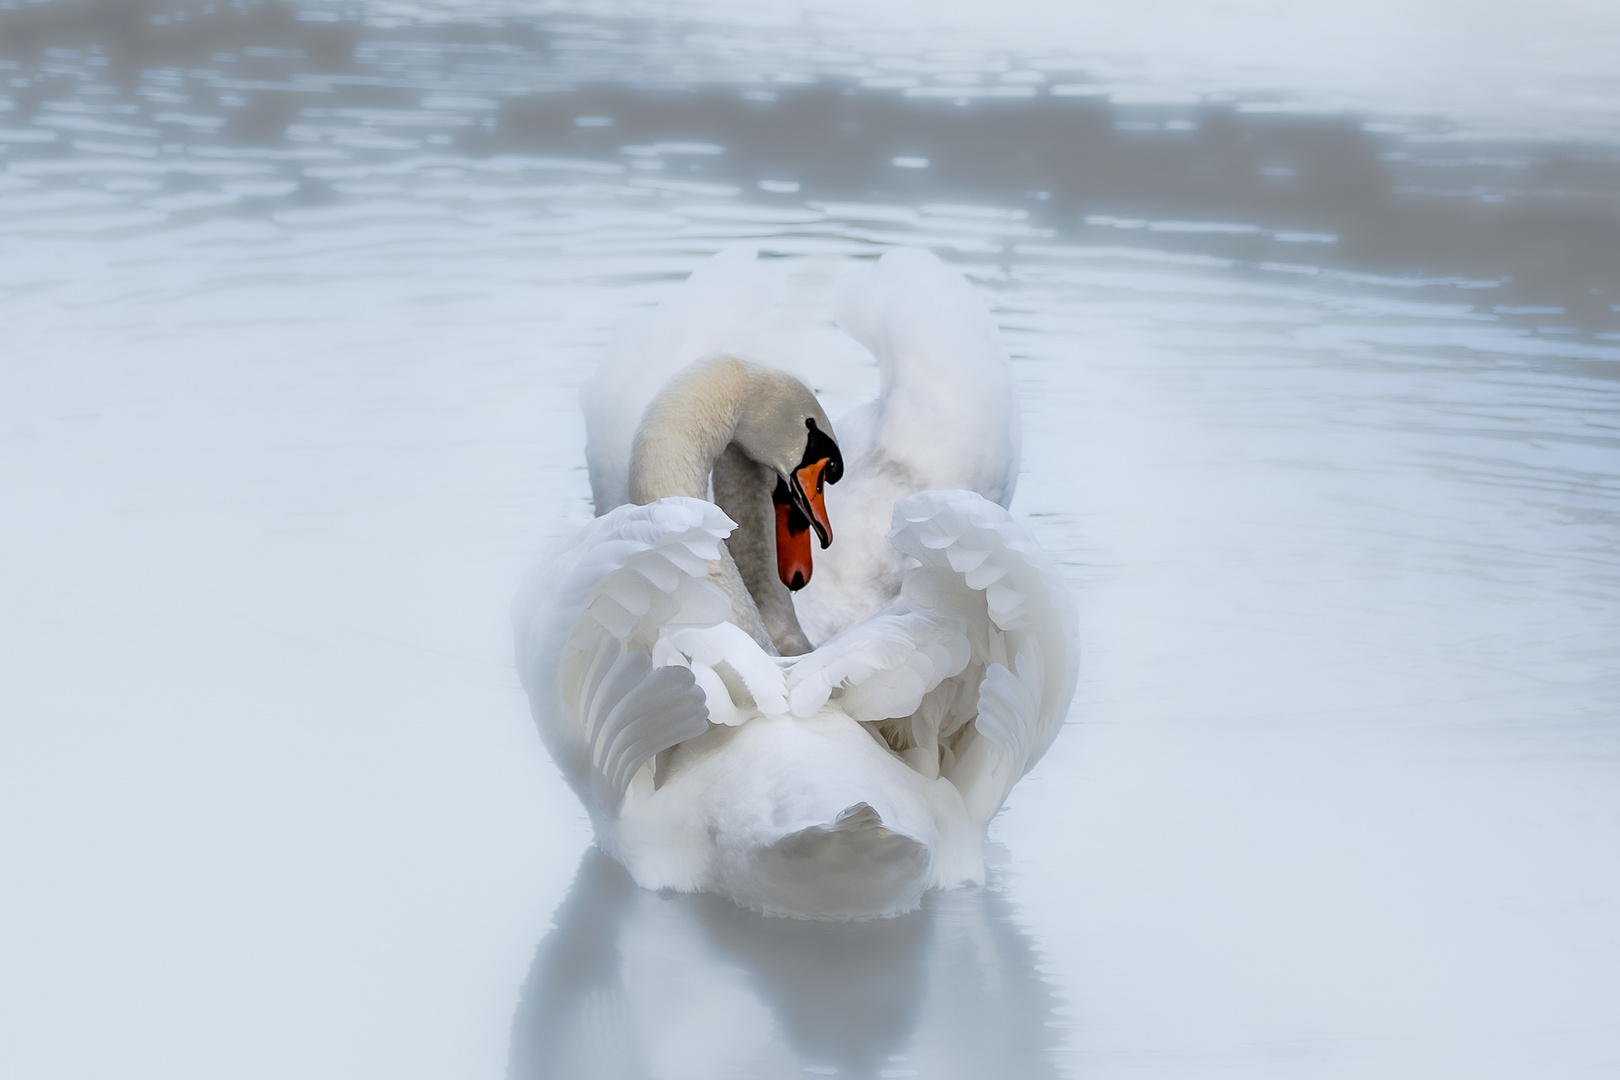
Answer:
[{"left": 2, "top": 3, "right": 1618, "bottom": 1078}]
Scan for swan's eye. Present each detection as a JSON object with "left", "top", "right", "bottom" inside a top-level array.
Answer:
[{"left": 801, "top": 417, "right": 843, "bottom": 485}]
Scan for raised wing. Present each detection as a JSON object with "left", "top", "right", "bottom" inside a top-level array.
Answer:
[
  {"left": 515, "top": 489, "right": 1077, "bottom": 830},
  {"left": 881, "top": 490, "right": 1079, "bottom": 823},
  {"left": 833, "top": 248, "right": 1021, "bottom": 507},
  {"left": 513, "top": 498, "right": 734, "bottom": 817},
  {"left": 785, "top": 610, "right": 968, "bottom": 721},
  {"left": 654, "top": 621, "right": 790, "bottom": 728}
]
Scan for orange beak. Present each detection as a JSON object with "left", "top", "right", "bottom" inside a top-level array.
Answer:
[
  {"left": 793, "top": 458, "right": 834, "bottom": 549},
  {"left": 774, "top": 498, "right": 814, "bottom": 591},
  {"left": 773, "top": 457, "right": 834, "bottom": 592}
]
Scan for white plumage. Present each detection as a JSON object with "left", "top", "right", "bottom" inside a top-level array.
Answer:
[{"left": 515, "top": 249, "right": 1077, "bottom": 919}]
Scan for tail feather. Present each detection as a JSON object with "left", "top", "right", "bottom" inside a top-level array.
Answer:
[{"left": 717, "top": 803, "right": 933, "bottom": 921}]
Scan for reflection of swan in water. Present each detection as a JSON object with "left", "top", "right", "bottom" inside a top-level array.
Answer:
[{"left": 509, "top": 848, "right": 1062, "bottom": 1080}]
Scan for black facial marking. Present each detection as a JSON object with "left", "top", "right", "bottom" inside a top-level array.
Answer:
[
  {"left": 801, "top": 417, "right": 843, "bottom": 483},
  {"left": 772, "top": 476, "right": 809, "bottom": 534}
]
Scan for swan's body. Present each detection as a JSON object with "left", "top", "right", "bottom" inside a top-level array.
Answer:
[{"left": 516, "top": 249, "right": 1076, "bottom": 919}]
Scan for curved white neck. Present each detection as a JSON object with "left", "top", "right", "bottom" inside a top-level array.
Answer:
[
  {"left": 628, "top": 355, "right": 750, "bottom": 504},
  {"left": 627, "top": 355, "right": 814, "bottom": 655}
]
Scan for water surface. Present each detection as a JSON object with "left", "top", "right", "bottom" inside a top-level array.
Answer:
[{"left": 1, "top": 3, "right": 1617, "bottom": 1078}]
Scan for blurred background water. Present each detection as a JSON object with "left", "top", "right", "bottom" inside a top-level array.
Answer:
[{"left": 1, "top": 2, "right": 1618, "bottom": 1078}]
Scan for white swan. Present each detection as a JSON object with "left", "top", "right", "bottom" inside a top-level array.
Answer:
[{"left": 515, "top": 249, "right": 1077, "bottom": 919}]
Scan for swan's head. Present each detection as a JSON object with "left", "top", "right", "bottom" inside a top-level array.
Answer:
[{"left": 732, "top": 380, "right": 844, "bottom": 591}]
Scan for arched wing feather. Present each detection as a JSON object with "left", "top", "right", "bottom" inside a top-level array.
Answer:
[
  {"left": 654, "top": 621, "right": 789, "bottom": 727},
  {"left": 784, "top": 610, "right": 970, "bottom": 722},
  {"left": 885, "top": 490, "right": 1079, "bottom": 823},
  {"left": 513, "top": 498, "right": 734, "bottom": 816},
  {"left": 833, "top": 248, "right": 1021, "bottom": 509}
]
